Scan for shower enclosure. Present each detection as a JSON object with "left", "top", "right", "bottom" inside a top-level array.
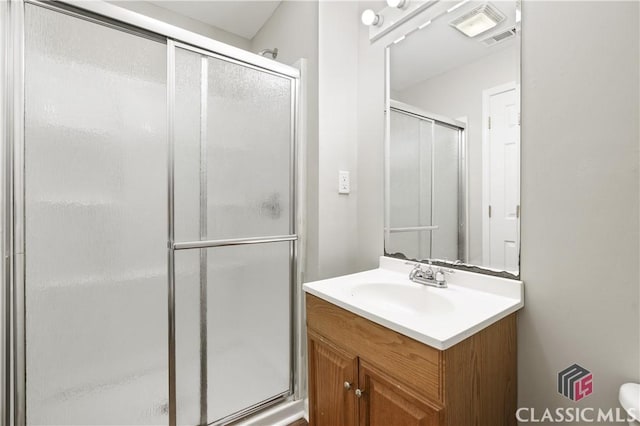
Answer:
[{"left": 1, "top": 1, "right": 303, "bottom": 425}]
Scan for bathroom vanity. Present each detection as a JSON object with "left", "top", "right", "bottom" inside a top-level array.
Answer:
[{"left": 303, "top": 257, "right": 523, "bottom": 426}]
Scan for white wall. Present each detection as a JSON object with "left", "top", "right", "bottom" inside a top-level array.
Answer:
[
  {"left": 518, "top": 0, "right": 639, "bottom": 418},
  {"left": 107, "top": 1, "right": 251, "bottom": 50},
  {"left": 356, "top": 1, "right": 387, "bottom": 273},
  {"left": 316, "top": 1, "right": 361, "bottom": 279},
  {"left": 395, "top": 46, "right": 518, "bottom": 265}
]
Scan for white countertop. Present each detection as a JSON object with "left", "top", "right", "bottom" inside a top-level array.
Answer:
[{"left": 303, "top": 256, "right": 524, "bottom": 350}]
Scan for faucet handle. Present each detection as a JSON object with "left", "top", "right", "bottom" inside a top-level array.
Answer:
[{"left": 408, "top": 263, "right": 422, "bottom": 279}]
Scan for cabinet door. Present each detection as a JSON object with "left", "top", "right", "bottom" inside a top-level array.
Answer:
[
  {"left": 308, "top": 331, "right": 358, "bottom": 426},
  {"left": 358, "top": 361, "right": 443, "bottom": 426}
]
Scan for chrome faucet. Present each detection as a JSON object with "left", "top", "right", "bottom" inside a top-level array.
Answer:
[{"left": 408, "top": 261, "right": 448, "bottom": 288}]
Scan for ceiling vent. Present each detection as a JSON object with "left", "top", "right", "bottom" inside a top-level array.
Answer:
[
  {"left": 482, "top": 27, "right": 517, "bottom": 46},
  {"left": 449, "top": 3, "right": 506, "bottom": 38}
]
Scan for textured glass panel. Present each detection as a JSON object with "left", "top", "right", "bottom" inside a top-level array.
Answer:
[
  {"left": 431, "top": 124, "right": 460, "bottom": 261},
  {"left": 174, "top": 48, "right": 202, "bottom": 242},
  {"left": 24, "top": 5, "right": 167, "bottom": 424},
  {"left": 205, "top": 58, "right": 292, "bottom": 239},
  {"left": 387, "top": 111, "right": 431, "bottom": 259},
  {"left": 173, "top": 47, "right": 204, "bottom": 426},
  {"left": 174, "top": 249, "right": 202, "bottom": 426},
  {"left": 206, "top": 242, "right": 291, "bottom": 422}
]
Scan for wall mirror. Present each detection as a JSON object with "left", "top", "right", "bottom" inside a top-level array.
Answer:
[{"left": 384, "top": 0, "right": 521, "bottom": 277}]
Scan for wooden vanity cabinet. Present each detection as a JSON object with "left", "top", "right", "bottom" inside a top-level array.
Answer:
[
  {"left": 306, "top": 294, "right": 517, "bottom": 426},
  {"left": 307, "top": 332, "right": 358, "bottom": 426}
]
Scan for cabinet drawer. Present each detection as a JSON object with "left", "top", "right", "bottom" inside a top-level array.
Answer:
[{"left": 306, "top": 294, "right": 443, "bottom": 403}]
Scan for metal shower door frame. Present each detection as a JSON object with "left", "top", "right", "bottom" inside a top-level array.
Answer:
[
  {"left": 2, "top": 1, "right": 26, "bottom": 425},
  {"left": 168, "top": 40, "right": 301, "bottom": 426},
  {"left": 1, "top": 1, "right": 304, "bottom": 425}
]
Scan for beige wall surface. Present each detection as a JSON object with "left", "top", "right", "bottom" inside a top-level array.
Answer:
[{"left": 518, "top": 0, "right": 639, "bottom": 419}]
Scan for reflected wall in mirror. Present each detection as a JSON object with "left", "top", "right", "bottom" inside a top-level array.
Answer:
[{"left": 385, "top": 0, "right": 521, "bottom": 276}]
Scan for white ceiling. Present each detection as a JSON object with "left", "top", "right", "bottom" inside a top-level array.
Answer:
[
  {"left": 391, "top": 1, "right": 518, "bottom": 91},
  {"left": 148, "top": 1, "right": 282, "bottom": 40}
]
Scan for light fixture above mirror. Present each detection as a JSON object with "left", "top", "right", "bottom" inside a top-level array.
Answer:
[
  {"left": 362, "top": 1, "right": 439, "bottom": 41},
  {"left": 361, "top": 9, "right": 383, "bottom": 27}
]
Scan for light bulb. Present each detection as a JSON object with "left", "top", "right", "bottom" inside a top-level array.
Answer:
[
  {"left": 386, "top": 0, "right": 407, "bottom": 8},
  {"left": 361, "top": 9, "right": 382, "bottom": 26}
]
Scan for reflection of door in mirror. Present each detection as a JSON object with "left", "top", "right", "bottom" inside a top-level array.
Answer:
[
  {"left": 386, "top": 104, "right": 464, "bottom": 262},
  {"left": 483, "top": 83, "right": 520, "bottom": 271}
]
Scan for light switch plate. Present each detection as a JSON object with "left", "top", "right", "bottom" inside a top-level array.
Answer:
[{"left": 338, "top": 171, "right": 350, "bottom": 194}]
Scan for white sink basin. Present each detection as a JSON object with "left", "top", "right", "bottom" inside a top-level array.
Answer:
[
  {"left": 303, "top": 256, "right": 524, "bottom": 350},
  {"left": 350, "top": 282, "right": 455, "bottom": 316}
]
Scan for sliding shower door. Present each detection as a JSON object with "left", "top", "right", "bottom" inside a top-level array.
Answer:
[
  {"left": 173, "top": 46, "right": 295, "bottom": 425},
  {"left": 24, "top": 4, "right": 168, "bottom": 424},
  {"left": 11, "top": 3, "right": 298, "bottom": 425}
]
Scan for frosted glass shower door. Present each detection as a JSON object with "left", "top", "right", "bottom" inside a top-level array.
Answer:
[
  {"left": 174, "top": 46, "right": 295, "bottom": 425},
  {"left": 24, "top": 4, "right": 168, "bottom": 424}
]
